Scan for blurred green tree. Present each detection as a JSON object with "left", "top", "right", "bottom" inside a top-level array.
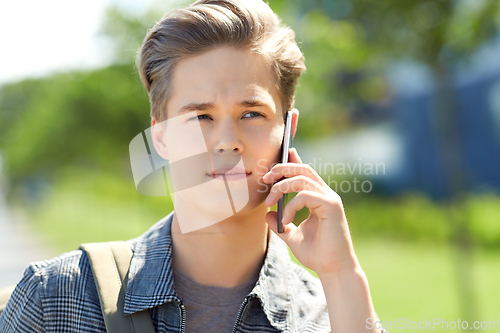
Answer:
[{"left": 0, "top": 65, "right": 151, "bottom": 188}]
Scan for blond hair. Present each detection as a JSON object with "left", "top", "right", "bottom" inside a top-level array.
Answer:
[{"left": 138, "top": 0, "right": 305, "bottom": 121}]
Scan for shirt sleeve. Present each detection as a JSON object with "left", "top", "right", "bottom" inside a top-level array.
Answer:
[{"left": 0, "top": 264, "right": 45, "bottom": 333}]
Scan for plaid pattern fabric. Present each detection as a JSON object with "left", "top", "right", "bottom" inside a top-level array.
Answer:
[{"left": 0, "top": 211, "right": 332, "bottom": 333}]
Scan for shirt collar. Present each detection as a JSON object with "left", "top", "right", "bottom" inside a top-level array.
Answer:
[
  {"left": 247, "top": 225, "right": 291, "bottom": 330},
  {"left": 123, "top": 211, "right": 292, "bottom": 328},
  {"left": 123, "top": 211, "right": 178, "bottom": 314}
]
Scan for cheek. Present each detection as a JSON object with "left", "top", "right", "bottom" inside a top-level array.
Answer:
[
  {"left": 252, "top": 123, "right": 284, "bottom": 147},
  {"left": 248, "top": 125, "right": 284, "bottom": 173},
  {"left": 270, "top": 124, "right": 285, "bottom": 147}
]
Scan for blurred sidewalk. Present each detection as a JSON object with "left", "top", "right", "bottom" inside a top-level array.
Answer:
[{"left": 0, "top": 186, "right": 56, "bottom": 288}]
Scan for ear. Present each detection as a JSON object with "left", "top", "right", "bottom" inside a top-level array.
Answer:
[
  {"left": 151, "top": 117, "right": 169, "bottom": 160},
  {"left": 290, "top": 108, "right": 299, "bottom": 140}
]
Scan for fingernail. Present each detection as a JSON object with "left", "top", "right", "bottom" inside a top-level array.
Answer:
[{"left": 262, "top": 175, "right": 269, "bottom": 183}]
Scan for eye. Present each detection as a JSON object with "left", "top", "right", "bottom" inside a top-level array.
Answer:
[
  {"left": 188, "top": 114, "right": 212, "bottom": 121},
  {"left": 242, "top": 111, "right": 264, "bottom": 118}
]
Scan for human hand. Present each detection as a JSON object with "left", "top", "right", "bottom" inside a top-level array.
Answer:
[{"left": 263, "top": 148, "right": 359, "bottom": 277}]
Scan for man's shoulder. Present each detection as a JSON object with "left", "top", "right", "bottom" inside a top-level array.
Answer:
[
  {"left": 1, "top": 248, "right": 107, "bottom": 332},
  {"left": 27, "top": 238, "right": 139, "bottom": 285},
  {"left": 24, "top": 248, "right": 96, "bottom": 297},
  {"left": 29, "top": 248, "right": 87, "bottom": 274},
  {"left": 0, "top": 214, "right": 171, "bottom": 333}
]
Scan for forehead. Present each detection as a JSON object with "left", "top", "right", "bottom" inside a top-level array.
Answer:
[{"left": 167, "top": 47, "right": 281, "bottom": 115}]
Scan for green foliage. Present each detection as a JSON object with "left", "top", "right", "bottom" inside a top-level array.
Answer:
[
  {"left": 293, "top": 11, "right": 383, "bottom": 137},
  {"left": 290, "top": 190, "right": 500, "bottom": 249},
  {"left": 345, "top": 192, "right": 451, "bottom": 243},
  {"left": 465, "top": 193, "right": 500, "bottom": 248},
  {"left": 100, "top": 5, "right": 172, "bottom": 64},
  {"left": 350, "top": 192, "right": 500, "bottom": 249},
  {"left": 347, "top": 0, "right": 500, "bottom": 65},
  {"left": 0, "top": 64, "right": 151, "bottom": 187}
]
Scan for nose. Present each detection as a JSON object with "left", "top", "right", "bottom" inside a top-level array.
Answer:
[{"left": 212, "top": 116, "right": 243, "bottom": 156}]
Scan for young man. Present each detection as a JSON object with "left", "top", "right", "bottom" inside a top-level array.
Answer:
[{"left": 0, "top": 0, "right": 384, "bottom": 332}]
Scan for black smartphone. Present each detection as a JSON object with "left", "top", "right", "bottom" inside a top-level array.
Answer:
[{"left": 277, "top": 110, "right": 293, "bottom": 233}]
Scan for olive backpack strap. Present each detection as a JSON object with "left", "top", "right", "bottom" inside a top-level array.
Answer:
[{"left": 79, "top": 241, "right": 156, "bottom": 333}]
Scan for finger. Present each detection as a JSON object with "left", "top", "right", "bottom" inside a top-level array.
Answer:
[
  {"left": 265, "top": 175, "right": 324, "bottom": 207},
  {"left": 265, "top": 175, "right": 325, "bottom": 207},
  {"left": 263, "top": 163, "right": 327, "bottom": 187},
  {"left": 281, "top": 190, "right": 326, "bottom": 225},
  {"left": 265, "top": 210, "right": 296, "bottom": 243},
  {"left": 284, "top": 190, "right": 345, "bottom": 223},
  {"left": 288, "top": 147, "right": 302, "bottom": 164}
]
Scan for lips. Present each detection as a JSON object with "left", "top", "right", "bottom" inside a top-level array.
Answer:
[{"left": 210, "top": 167, "right": 251, "bottom": 180}]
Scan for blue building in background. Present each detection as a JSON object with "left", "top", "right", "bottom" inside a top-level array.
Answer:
[
  {"left": 297, "top": 36, "right": 500, "bottom": 198},
  {"left": 386, "top": 38, "right": 500, "bottom": 198},
  {"left": 390, "top": 67, "right": 500, "bottom": 197}
]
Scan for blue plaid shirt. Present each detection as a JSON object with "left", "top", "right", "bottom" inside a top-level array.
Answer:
[{"left": 0, "top": 212, "right": 331, "bottom": 332}]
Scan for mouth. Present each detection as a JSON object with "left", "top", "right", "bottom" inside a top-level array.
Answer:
[{"left": 209, "top": 167, "right": 251, "bottom": 180}]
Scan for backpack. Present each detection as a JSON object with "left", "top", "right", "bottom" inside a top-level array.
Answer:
[{"left": 0, "top": 241, "right": 156, "bottom": 333}]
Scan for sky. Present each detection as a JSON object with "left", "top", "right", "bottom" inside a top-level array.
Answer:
[{"left": 0, "top": 0, "right": 157, "bottom": 85}]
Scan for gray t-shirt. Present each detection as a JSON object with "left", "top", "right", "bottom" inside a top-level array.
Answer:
[{"left": 173, "top": 269, "right": 259, "bottom": 333}]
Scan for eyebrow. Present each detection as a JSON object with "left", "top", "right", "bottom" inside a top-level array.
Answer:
[
  {"left": 178, "top": 102, "right": 215, "bottom": 114},
  {"left": 177, "top": 99, "right": 275, "bottom": 114},
  {"left": 238, "top": 100, "right": 271, "bottom": 109}
]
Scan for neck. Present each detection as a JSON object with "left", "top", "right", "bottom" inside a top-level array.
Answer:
[{"left": 170, "top": 203, "right": 270, "bottom": 287}]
